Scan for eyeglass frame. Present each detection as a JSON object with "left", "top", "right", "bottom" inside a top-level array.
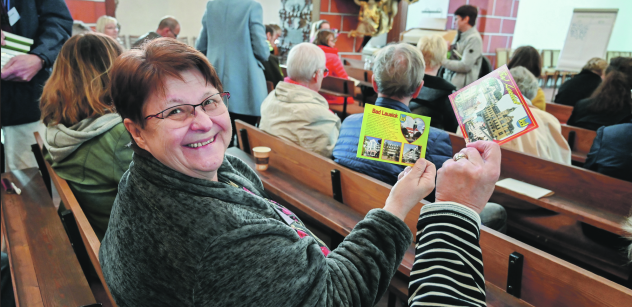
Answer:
[
  {"left": 144, "top": 91, "right": 230, "bottom": 121},
  {"left": 321, "top": 68, "right": 329, "bottom": 78}
]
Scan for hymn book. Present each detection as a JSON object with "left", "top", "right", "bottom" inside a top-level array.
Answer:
[{"left": 449, "top": 65, "right": 539, "bottom": 145}]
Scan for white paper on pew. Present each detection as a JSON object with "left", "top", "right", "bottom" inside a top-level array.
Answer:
[{"left": 495, "top": 178, "right": 554, "bottom": 199}]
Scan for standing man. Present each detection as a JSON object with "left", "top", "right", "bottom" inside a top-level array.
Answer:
[
  {"left": 196, "top": 0, "right": 269, "bottom": 146},
  {"left": 442, "top": 5, "right": 483, "bottom": 90},
  {"left": 1, "top": 0, "right": 73, "bottom": 171},
  {"left": 131, "top": 16, "right": 180, "bottom": 48}
]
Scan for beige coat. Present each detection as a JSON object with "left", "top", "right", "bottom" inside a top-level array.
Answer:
[
  {"left": 457, "top": 100, "right": 571, "bottom": 164},
  {"left": 501, "top": 104, "right": 571, "bottom": 164},
  {"left": 259, "top": 81, "right": 341, "bottom": 157}
]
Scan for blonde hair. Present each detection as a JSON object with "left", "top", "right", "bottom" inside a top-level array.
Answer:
[
  {"left": 417, "top": 35, "right": 447, "bottom": 70},
  {"left": 582, "top": 57, "right": 608, "bottom": 76},
  {"left": 96, "top": 15, "right": 118, "bottom": 33}
]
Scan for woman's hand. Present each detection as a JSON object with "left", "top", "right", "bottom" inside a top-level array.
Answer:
[
  {"left": 384, "top": 158, "right": 436, "bottom": 221},
  {"left": 435, "top": 141, "right": 501, "bottom": 214}
]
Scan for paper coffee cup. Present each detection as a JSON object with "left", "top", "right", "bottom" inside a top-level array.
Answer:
[{"left": 252, "top": 146, "right": 271, "bottom": 171}]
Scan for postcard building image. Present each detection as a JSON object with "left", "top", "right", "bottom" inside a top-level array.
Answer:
[
  {"left": 402, "top": 144, "right": 421, "bottom": 164},
  {"left": 362, "top": 136, "right": 382, "bottom": 158},
  {"left": 381, "top": 140, "right": 402, "bottom": 162}
]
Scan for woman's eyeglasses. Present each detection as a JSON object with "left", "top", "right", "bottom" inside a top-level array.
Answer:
[
  {"left": 145, "top": 92, "right": 230, "bottom": 123},
  {"left": 323, "top": 68, "right": 329, "bottom": 78}
]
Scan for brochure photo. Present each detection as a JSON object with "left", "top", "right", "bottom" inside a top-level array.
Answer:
[
  {"left": 448, "top": 65, "right": 538, "bottom": 145},
  {"left": 356, "top": 104, "right": 431, "bottom": 166}
]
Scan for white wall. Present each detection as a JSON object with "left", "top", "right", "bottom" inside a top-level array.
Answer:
[
  {"left": 512, "top": 0, "right": 632, "bottom": 51},
  {"left": 116, "top": 0, "right": 281, "bottom": 39}
]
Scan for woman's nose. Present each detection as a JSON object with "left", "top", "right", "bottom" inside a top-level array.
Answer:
[{"left": 189, "top": 107, "right": 214, "bottom": 131}]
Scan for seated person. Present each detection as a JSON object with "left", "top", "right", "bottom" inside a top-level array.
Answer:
[
  {"left": 507, "top": 46, "right": 547, "bottom": 111},
  {"left": 262, "top": 25, "right": 283, "bottom": 87},
  {"left": 259, "top": 43, "right": 341, "bottom": 157},
  {"left": 584, "top": 120, "right": 632, "bottom": 182},
  {"left": 333, "top": 43, "right": 452, "bottom": 186},
  {"left": 40, "top": 33, "right": 132, "bottom": 241},
  {"left": 410, "top": 34, "right": 458, "bottom": 132},
  {"left": 100, "top": 38, "right": 496, "bottom": 306},
  {"left": 501, "top": 67, "right": 572, "bottom": 164},
  {"left": 332, "top": 43, "right": 506, "bottom": 232},
  {"left": 309, "top": 19, "right": 330, "bottom": 42},
  {"left": 313, "top": 30, "right": 354, "bottom": 105},
  {"left": 567, "top": 57, "right": 632, "bottom": 131},
  {"left": 555, "top": 57, "right": 607, "bottom": 107}
]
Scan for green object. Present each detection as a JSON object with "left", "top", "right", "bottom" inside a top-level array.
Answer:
[
  {"left": 356, "top": 104, "right": 431, "bottom": 166},
  {"left": 44, "top": 123, "right": 133, "bottom": 241},
  {"left": 3, "top": 32, "right": 34, "bottom": 45},
  {"left": 2, "top": 40, "right": 30, "bottom": 53}
]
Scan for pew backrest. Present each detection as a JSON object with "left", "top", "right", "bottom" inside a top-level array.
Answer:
[
  {"left": 342, "top": 58, "right": 364, "bottom": 68},
  {"left": 447, "top": 132, "right": 632, "bottom": 235},
  {"left": 344, "top": 66, "right": 373, "bottom": 83},
  {"left": 560, "top": 124, "right": 596, "bottom": 163},
  {"left": 546, "top": 103, "right": 573, "bottom": 124},
  {"left": 33, "top": 132, "right": 118, "bottom": 307},
  {"left": 235, "top": 120, "right": 632, "bottom": 307}
]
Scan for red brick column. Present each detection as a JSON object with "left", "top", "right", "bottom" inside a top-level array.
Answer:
[
  {"left": 319, "top": 0, "right": 363, "bottom": 60},
  {"left": 65, "top": 0, "right": 109, "bottom": 29}
]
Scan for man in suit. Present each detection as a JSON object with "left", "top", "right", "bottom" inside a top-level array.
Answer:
[
  {"left": 1, "top": 0, "right": 72, "bottom": 170},
  {"left": 196, "top": 0, "right": 269, "bottom": 147}
]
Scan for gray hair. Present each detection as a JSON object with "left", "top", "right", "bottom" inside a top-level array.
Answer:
[
  {"left": 287, "top": 43, "right": 326, "bottom": 83},
  {"left": 417, "top": 34, "right": 447, "bottom": 69},
  {"left": 373, "top": 43, "right": 425, "bottom": 98},
  {"left": 510, "top": 66, "right": 538, "bottom": 100}
]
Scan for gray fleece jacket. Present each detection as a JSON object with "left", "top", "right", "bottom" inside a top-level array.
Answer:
[
  {"left": 99, "top": 151, "right": 412, "bottom": 307},
  {"left": 442, "top": 27, "right": 483, "bottom": 90}
]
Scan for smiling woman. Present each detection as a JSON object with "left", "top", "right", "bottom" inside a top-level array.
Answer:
[{"left": 99, "top": 38, "right": 494, "bottom": 307}]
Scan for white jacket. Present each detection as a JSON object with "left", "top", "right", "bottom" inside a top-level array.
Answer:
[{"left": 259, "top": 81, "right": 341, "bottom": 157}]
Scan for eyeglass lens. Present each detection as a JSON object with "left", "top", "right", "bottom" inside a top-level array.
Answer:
[{"left": 161, "top": 94, "right": 229, "bottom": 121}]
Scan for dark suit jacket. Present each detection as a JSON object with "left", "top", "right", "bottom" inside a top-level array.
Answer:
[
  {"left": 554, "top": 70, "right": 602, "bottom": 107},
  {"left": 1, "top": 0, "right": 72, "bottom": 126},
  {"left": 584, "top": 122, "right": 632, "bottom": 182}
]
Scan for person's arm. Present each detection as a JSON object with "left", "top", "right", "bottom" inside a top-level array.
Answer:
[
  {"left": 196, "top": 8, "right": 209, "bottom": 55},
  {"left": 249, "top": 2, "right": 270, "bottom": 63},
  {"left": 584, "top": 126, "right": 604, "bottom": 171},
  {"left": 441, "top": 37, "right": 482, "bottom": 73},
  {"left": 331, "top": 56, "right": 349, "bottom": 79},
  {"left": 409, "top": 141, "right": 501, "bottom": 306},
  {"left": 296, "top": 111, "right": 341, "bottom": 157},
  {"left": 1, "top": 0, "right": 71, "bottom": 82}
]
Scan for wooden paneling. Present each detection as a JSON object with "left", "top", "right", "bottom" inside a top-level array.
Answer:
[{"left": 546, "top": 103, "right": 573, "bottom": 124}]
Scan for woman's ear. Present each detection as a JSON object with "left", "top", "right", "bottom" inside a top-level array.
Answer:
[{"left": 123, "top": 118, "right": 149, "bottom": 152}]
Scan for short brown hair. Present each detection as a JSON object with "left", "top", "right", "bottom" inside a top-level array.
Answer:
[
  {"left": 507, "top": 46, "right": 542, "bottom": 78},
  {"left": 40, "top": 33, "right": 123, "bottom": 126},
  {"left": 454, "top": 5, "right": 478, "bottom": 26},
  {"left": 158, "top": 16, "right": 179, "bottom": 32},
  {"left": 110, "top": 38, "right": 222, "bottom": 128},
  {"left": 313, "top": 30, "right": 335, "bottom": 47},
  {"left": 582, "top": 57, "right": 608, "bottom": 76}
]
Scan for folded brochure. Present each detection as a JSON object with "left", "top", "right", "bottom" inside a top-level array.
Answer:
[
  {"left": 449, "top": 65, "right": 538, "bottom": 145},
  {"left": 356, "top": 104, "right": 431, "bottom": 166}
]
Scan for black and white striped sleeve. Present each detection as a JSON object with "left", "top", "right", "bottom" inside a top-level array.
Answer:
[{"left": 408, "top": 202, "right": 486, "bottom": 307}]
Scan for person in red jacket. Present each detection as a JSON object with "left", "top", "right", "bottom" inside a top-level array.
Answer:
[{"left": 314, "top": 30, "right": 354, "bottom": 105}]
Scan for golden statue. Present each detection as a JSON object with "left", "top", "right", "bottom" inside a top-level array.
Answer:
[{"left": 350, "top": 0, "right": 419, "bottom": 38}]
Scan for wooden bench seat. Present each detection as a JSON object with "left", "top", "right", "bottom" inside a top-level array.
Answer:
[
  {"left": 448, "top": 133, "right": 632, "bottom": 280},
  {"left": 234, "top": 120, "right": 632, "bottom": 306},
  {"left": 33, "top": 132, "right": 118, "bottom": 307},
  {"left": 2, "top": 168, "right": 97, "bottom": 306}
]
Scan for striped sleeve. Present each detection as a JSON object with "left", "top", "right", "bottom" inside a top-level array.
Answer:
[{"left": 408, "top": 202, "right": 486, "bottom": 307}]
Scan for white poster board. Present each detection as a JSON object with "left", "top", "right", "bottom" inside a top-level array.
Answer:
[
  {"left": 406, "top": 0, "right": 450, "bottom": 31},
  {"left": 557, "top": 9, "right": 618, "bottom": 72}
]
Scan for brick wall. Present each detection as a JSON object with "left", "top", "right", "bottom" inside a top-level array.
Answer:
[
  {"left": 322, "top": 0, "right": 518, "bottom": 65},
  {"left": 319, "top": 0, "right": 363, "bottom": 60},
  {"left": 65, "top": 0, "right": 116, "bottom": 28},
  {"left": 447, "top": 0, "right": 519, "bottom": 68}
]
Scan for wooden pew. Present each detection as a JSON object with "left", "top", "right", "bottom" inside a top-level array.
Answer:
[
  {"left": 320, "top": 76, "right": 363, "bottom": 119},
  {"left": 342, "top": 58, "right": 364, "bottom": 68},
  {"left": 560, "top": 124, "right": 597, "bottom": 164},
  {"left": 448, "top": 132, "right": 632, "bottom": 280},
  {"left": 546, "top": 103, "right": 573, "bottom": 124},
  {"left": 33, "top": 132, "right": 118, "bottom": 307},
  {"left": 234, "top": 120, "right": 632, "bottom": 306},
  {"left": 2, "top": 168, "right": 97, "bottom": 306},
  {"left": 343, "top": 65, "right": 376, "bottom": 106}
]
